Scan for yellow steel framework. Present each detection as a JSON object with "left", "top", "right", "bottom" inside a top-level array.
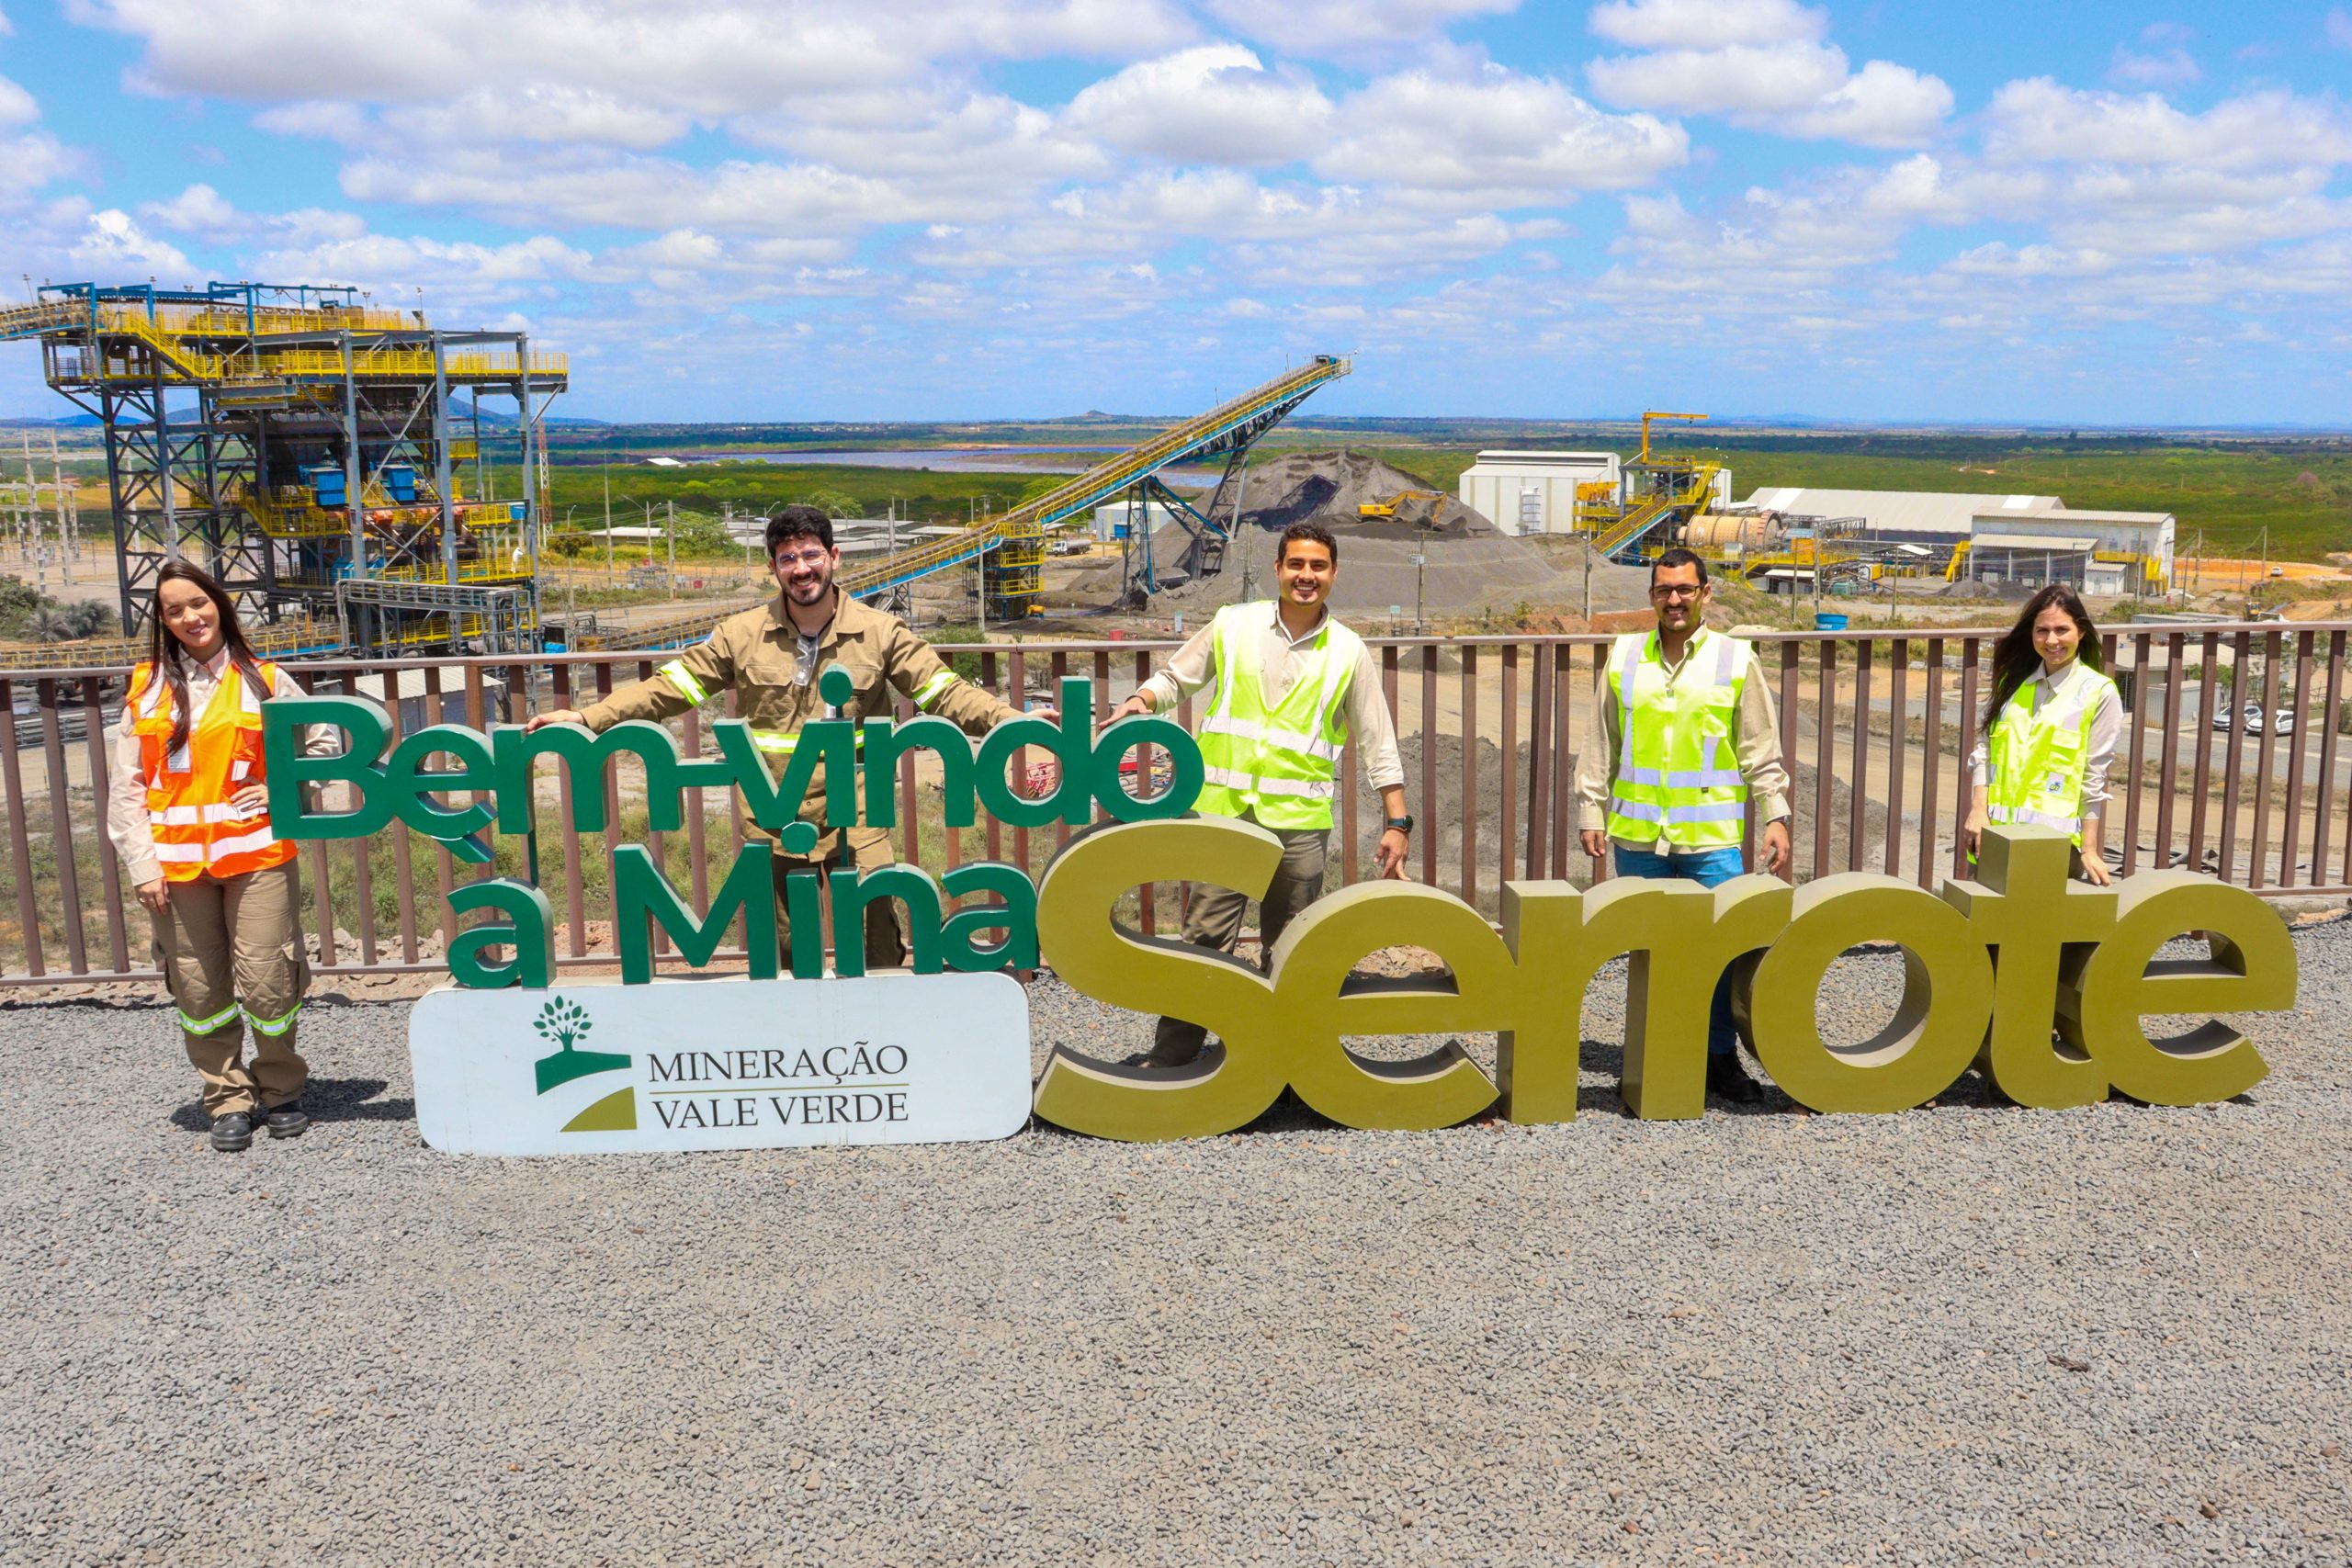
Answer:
[
  {"left": 832, "top": 355, "right": 1351, "bottom": 621},
  {"left": 576, "top": 357, "right": 1354, "bottom": 653},
  {"left": 0, "top": 280, "right": 567, "bottom": 658},
  {"left": 1568, "top": 411, "right": 1722, "bottom": 564}
]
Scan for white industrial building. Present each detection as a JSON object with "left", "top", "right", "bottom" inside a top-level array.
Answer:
[
  {"left": 1731, "top": 487, "right": 2177, "bottom": 593},
  {"left": 1457, "top": 451, "right": 1623, "bottom": 536},
  {"left": 1091, "top": 501, "right": 1182, "bottom": 541}
]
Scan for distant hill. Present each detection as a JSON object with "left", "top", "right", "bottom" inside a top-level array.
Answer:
[{"left": 449, "top": 398, "right": 609, "bottom": 428}]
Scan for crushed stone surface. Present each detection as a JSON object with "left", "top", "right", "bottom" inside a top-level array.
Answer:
[{"left": 3, "top": 924, "right": 2348, "bottom": 1565}]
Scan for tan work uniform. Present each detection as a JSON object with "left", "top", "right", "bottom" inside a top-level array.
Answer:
[
  {"left": 106, "top": 653, "right": 327, "bottom": 1118},
  {"left": 1133, "top": 602, "right": 1407, "bottom": 1065},
  {"left": 580, "top": 591, "right": 1022, "bottom": 971}
]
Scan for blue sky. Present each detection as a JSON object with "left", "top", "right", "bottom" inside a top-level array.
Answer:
[{"left": 0, "top": 0, "right": 2348, "bottom": 425}]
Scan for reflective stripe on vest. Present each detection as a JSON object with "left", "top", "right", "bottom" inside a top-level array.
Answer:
[
  {"left": 128, "top": 660, "right": 299, "bottom": 883},
  {"left": 1193, "top": 604, "right": 1362, "bottom": 830},
  {"left": 911, "top": 671, "right": 958, "bottom": 711},
  {"left": 659, "top": 659, "right": 713, "bottom": 706},
  {"left": 1604, "top": 628, "right": 1753, "bottom": 850},
  {"left": 1985, "top": 660, "right": 2112, "bottom": 850},
  {"left": 749, "top": 728, "right": 865, "bottom": 754}
]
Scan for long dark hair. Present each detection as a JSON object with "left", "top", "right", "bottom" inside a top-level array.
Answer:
[
  {"left": 1984, "top": 582, "right": 2102, "bottom": 731},
  {"left": 144, "top": 560, "right": 268, "bottom": 755}
]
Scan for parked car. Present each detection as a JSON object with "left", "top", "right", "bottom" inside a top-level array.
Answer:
[
  {"left": 2274, "top": 708, "right": 2298, "bottom": 737},
  {"left": 2211, "top": 704, "right": 2233, "bottom": 731},
  {"left": 2242, "top": 702, "right": 2266, "bottom": 737}
]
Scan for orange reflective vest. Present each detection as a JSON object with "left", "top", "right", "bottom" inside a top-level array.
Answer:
[{"left": 125, "top": 659, "right": 298, "bottom": 883}]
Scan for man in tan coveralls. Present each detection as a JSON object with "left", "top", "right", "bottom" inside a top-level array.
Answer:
[{"left": 526, "top": 504, "right": 1038, "bottom": 971}]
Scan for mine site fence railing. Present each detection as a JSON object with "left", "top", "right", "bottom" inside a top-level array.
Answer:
[{"left": 0, "top": 623, "right": 2346, "bottom": 989}]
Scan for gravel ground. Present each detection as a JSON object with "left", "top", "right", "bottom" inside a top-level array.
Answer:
[{"left": 4, "top": 922, "right": 2350, "bottom": 1566}]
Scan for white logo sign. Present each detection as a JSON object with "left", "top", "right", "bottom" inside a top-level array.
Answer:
[{"left": 409, "top": 973, "right": 1033, "bottom": 1156}]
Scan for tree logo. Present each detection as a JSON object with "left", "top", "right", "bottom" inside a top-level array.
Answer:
[{"left": 531, "top": 995, "right": 636, "bottom": 1132}]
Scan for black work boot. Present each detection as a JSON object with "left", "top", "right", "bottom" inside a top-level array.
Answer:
[
  {"left": 1705, "top": 1055, "right": 1764, "bottom": 1105},
  {"left": 262, "top": 1100, "right": 309, "bottom": 1139},
  {"left": 209, "top": 1111, "right": 254, "bottom": 1153}
]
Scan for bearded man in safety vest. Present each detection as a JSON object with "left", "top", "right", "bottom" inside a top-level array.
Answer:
[
  {"left": 1575, "top": 547, "right": 1792, "bottom": 1105},
  {"left": 1105, "top": 521, "right": 1410, "bottom": 1070},
  {"left": 526, "top": 504, "right": 1041, "bottom": 974}
]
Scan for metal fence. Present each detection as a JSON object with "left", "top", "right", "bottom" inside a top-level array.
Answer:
[{"left": 3, "top": 622, "right": 2346, "bottom": 988}]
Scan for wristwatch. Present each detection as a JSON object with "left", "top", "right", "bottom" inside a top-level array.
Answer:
[{"left": 1384, "top": 815, "right": 1414, "bottom": 834}]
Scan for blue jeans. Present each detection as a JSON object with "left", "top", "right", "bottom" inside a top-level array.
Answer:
[{"left": 1612, "top": 843, "right": 1746, "bottom": 1056}]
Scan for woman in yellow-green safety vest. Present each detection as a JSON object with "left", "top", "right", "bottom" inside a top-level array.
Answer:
[{"left": 1963, "top": 583, "right": 2122, "bottom": 886}]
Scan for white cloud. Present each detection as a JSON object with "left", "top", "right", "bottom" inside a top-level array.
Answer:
[
  {"left": 1771, "top": 61, "right": 1951, "bottom": 145},
  {"left": 1946, "top": 243, "right": 2118, "bottom": 279},
  {"left": 0, "top": 132, "right": 76, "bottom": 209},
  {"left": 384, "top": 86, "right": 692, "bottom": 151},
  {"left": 0, "top": 73, "right": 35, "bottom": 127},
  {"left": 136, "top": 182, "right": 236, "bottom": 234},
  {"left": 74, "top": 0, "right": 1195, "bottom": 117},
  {"left": 1316, "top": 65, "right": 1687, "bottom": 200},
  {"left": 2109, "top": 23, "right": 2201, "bottom": 88},
  {"left": 252, "top": 100, "right": 370, "bottom": 142},
  {"left": 1585, "top": 6, "right": 1950, "bottom": 148},
  {"left": 1062, "top": 45, "right": 1333, "bottom": 166},
  {"left": 340, "top": 148, "right": 914, "bottom": 241},
  {"left": 740, "top": 88, "right": 1103, "bottom": 192},
  {"left": 1984, "top": 80, "right": 2352, "bottom": 170},
  {"left": 247, "top": 232, "right": 601, "bottom": 310},
  {"left": 1589, "top": 0, "right": 1824, "bottom": 49},
  {"left": 69, "top": 209, "right": 192, "bottom": 276},
  {"left": 1202, "top": 0, "right": 1515, "bottom": 55},
  {"left": 138, "top": 183, "right": 367, "bottom": 244},
  {"left": 1589, "top": 39, "right": 1845, "bottom": 113}
]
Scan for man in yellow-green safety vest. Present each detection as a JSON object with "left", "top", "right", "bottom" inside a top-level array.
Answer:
[
  {"left": 526, "top": 504, "right": 1042, "bottom": 973},
  {"left": 1105, "top": 521, "right": 1411, "bottom": 1070},
  {"left": 1575, "top": 547, "right": 1792, "bottom": 1105}
]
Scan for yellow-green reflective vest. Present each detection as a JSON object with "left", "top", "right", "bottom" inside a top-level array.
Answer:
[
  {"left": 1985, "top": 658, "right": 2113, "bottom": 848},
  {"left": 1193, "top": 603, "right": 1363, "bottom": 830},
  {"left": 1605, "top": 627, "right": 1753, "bottom": 850}
]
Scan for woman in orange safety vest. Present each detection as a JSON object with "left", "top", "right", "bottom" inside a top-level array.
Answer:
[{"left": 107, "top": 561, "right": 324, "bottom": 1154}]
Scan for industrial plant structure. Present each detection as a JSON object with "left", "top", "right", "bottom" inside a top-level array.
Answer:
[
  {"left": 1724, "top": 487, "right": 2175, "bottom": 596},
  {"left": 1458, "top": 416, "right": 2176, "bottom": 597},
  {"left": 0, "top": 280, "right": 566, "bottom": 655},
  {"left": 584, "top": 355, "right": 1355, "bottom": 652}
]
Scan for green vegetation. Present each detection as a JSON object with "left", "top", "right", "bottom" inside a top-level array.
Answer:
[
  {"left": 526, "top": 460, "right": 1043, "bottom": 545},
  {"left": 1671, "top": 439, "right": 2352, "bottom": 565},
  {"left": 0, "top": 576, "right": 115, "bottom": 641},
  {"left": 503, "top": 427, "right": 2352, "bottom": 567}
]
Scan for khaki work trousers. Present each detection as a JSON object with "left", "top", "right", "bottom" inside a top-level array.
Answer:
[
  {"left": 769, "top": 829, "right": 907, "bottom": 976},
  {"left": 1148, "top": 814, "right": 1330, "bottom": 1066},
  {"left": 151, "top": 859, "right": 310, "bottom": 1117}
]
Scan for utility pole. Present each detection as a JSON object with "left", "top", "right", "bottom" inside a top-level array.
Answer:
[
  {"left": 602, "top": 449, "right": 614, "bottom": 588},
  {"left": 1414, "top": 517, "right": 1428, "bottom": 634},
  {"left": 23, "top": 435, "right": 42, "bottom": 593},
  {"left": 48, "top": 434, "right": 69, "bottom": 571},
  {"left": 665, "top": 498, "right": 675, "bottom": 600},
  {"left": 1234, "top": 457, "right": 1253, "bottom": 604}
]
